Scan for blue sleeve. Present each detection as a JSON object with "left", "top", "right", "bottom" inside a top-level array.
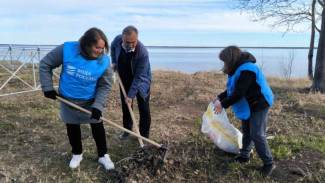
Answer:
[
  {"left": 110, "top": 41, "right": 117, "bottom": 64},
  {"left": 127, "top": 48, "right": 150, "bottom": 99},
  {"left": 110, "top": 35, "right": 121, "bottom": 64}
]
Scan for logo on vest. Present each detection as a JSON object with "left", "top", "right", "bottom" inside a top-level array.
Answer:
[
  {"left": 66, "top": 65, "right": 76, "bottom": 76},
  {"left": 75, "top": 68, "right": 97, "bottom": 81},
  {"left": 65, "top": 65, "right": 97, "bottom": 81}
]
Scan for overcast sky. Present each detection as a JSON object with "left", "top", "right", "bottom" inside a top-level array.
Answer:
[{"left": 0, "top": 0, "right": 312, "bottom": 47}]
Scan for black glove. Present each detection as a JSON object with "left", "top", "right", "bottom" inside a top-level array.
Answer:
[
  {"left": 44, "top": 90, "right": 58, "bottom": 100},
  {"left": 91, "top": 108, "right": 102, "bottom": 120}
]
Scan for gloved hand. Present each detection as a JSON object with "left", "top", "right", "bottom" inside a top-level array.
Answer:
[
  {"left": 91, "top": 108, "right": 102, "bottom": 120},
  {"left": 44, "top": 90, "right": 58, "bottom": 100}
]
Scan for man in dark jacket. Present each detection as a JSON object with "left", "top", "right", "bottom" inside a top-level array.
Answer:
[{"left": 111, "top": 25, "right": 152, "bottom": 139}]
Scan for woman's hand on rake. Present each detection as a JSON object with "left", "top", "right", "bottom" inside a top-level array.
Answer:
[{"left": 91, "top": 108, "right": 102, "bottom": 120}]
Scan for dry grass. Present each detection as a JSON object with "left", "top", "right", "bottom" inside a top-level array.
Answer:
[{"left": 0, "top": 70, "right": 324, "bottom": 182}]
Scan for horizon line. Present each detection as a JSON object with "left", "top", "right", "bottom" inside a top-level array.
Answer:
[{"left": 0, "top": 44, "right": 315, "bottom": 50}]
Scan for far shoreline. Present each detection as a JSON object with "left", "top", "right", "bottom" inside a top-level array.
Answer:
[{"left": 0, "top": 44, "right": 316, "bottom": 50}]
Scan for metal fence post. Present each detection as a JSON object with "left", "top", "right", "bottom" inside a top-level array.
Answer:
[
  {"left": 9, "top": 44, "right": 14, "bottom": 70},
  {"left": 37, "top": 45, "right": 40, "bottom": 61}
]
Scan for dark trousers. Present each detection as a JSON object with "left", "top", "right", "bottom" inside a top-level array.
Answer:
[
  {"left": 120, "top": 88, "right": 151, "bottom": 138},
  {"left": 66, "top": 122, "right": 107, "bottom": 157},
  {"left": 240, "top": 108, "right": 273, "bottom": 165}
]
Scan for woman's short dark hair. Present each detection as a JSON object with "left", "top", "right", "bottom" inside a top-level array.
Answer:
[
  {"left": 80, "top": 27, "right": 109, "bottom": 54},
  {"left": 219, "top": 46, "right": 242, "bottom": 74}
]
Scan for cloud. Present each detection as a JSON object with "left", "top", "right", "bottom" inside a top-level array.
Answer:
[
  {"left": 0, "top": 0, "right": 310, "bottom": 45},
  {"left": 0, "top": 0, "right": 272, "bottom": 32}
]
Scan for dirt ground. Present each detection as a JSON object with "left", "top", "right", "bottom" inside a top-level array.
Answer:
[{"left": 0, "top": 70, "right": 324, "bottom": 182}]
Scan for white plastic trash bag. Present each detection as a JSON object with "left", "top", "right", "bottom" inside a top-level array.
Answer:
[{"left": 201, "top": 100, "right": 242, "bottom": 154}]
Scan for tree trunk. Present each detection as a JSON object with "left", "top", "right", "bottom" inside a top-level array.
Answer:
[
  {"left": 312, "top": 7, "right": 325, "bottom": 92},
  {"left": 308, "top": 0, "right": 316, "bottom": 80}
]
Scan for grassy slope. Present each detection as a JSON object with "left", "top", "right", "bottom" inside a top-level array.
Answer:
[{"left": 0, "top": 70, "right": 324, "bottom": 182}]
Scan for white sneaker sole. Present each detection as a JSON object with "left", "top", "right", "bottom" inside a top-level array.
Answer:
[
  {"left": 98, "top": 160, "right": 114, "bottom": 170},
  {"left": 69, "top": 157, "right": 83, "bottom": 169}
]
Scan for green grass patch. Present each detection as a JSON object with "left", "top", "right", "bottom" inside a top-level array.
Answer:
[
  {"left": 0, "top": 121, "right": 18, "bottom": 131},
  {"left": 270, "top": 134, "right": 325, "bottom": 160}
]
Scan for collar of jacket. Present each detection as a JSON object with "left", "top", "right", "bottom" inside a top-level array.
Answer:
[{"left": 118, "top": 41, "right": 140, "bottom": 59}]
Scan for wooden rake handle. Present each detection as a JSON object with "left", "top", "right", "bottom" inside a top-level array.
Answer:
[
  {"left": 114, "top": 71, "right": 144, "bottom": 147},
  {"left": 56, "top": 96, "right": 163, "bottom": 148}
]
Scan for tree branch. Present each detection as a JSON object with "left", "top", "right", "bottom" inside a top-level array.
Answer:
[{"left": 234, "top": 0, "right": 319, "bottom": 33}]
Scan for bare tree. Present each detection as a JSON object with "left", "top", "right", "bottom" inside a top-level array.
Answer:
[
  {"left": 234, "top": 0, "right": 325, "bottom": 92},
  {"left": 308, "top": 0, "right": 317, "bottom": 80},
  {"left": 279, "top": 50, "right": 296, "bottom": 78},
  {"left": 313, "top": 1, "right": 325, "bottom": 91},
  {"left": 258, "top": 49, "right": 267, "bottom": 72}
]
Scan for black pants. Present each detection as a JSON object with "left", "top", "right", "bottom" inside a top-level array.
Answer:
[
  {"left": 120, "top": 88, "right": 151, "bottom": 138},
  {"left": 66, "top": 122, "right": 107, "bottom": 157}
]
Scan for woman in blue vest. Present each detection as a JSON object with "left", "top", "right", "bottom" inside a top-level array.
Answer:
[
  {"left": 213, "top": 46, "right": 276, "bottom": 176},
  {"left": 39, "top": 28, "right": 114, "bottom": 170}
]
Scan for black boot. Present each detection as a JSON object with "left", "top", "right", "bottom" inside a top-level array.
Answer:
[{"left": 260, "top": 163, "right": 276, "bottom": 176}]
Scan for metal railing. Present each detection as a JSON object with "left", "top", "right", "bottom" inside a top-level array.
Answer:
[{"left": 0, "top": 44, "right": 59, "bottom": 97}]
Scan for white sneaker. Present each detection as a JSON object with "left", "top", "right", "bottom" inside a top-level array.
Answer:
[
  {"left": 98, "top": 154, "right": 115, "bottom": 170},
  {"left": 69, "top": 154, "right": 83, "bottom": 169}
]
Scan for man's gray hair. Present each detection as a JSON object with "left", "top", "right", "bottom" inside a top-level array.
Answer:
[{"left": 122, "top": 25, "right": 138, "bottom": 36}]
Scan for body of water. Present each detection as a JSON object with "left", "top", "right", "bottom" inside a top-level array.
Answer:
[
  {"left": 0, "top": 44, "right": 315, "bottom": 78},
  {"left": 148, "top": 47, "right": 315, "bottom": 78}
]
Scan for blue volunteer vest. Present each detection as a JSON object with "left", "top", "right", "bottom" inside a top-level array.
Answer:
[
  {"left": 59, "top": 41, "right": 109, "bottom": 99},
  {"left": 227, "top": 62, "right": 274, "bottom": 120}
]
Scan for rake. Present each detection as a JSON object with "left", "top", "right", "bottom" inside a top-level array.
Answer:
[
  {"left": 114, "top": 70, "right": 144, "bottom": 148},
  {"left": 56, "top": 96, "right": 169, "bottom": 162}
]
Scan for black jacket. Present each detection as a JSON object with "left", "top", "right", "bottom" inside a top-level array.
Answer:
[{"left": 218, "top": 52, "right": 269, "bottom": 112}]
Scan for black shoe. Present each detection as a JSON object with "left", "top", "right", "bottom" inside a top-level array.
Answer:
[
  {"left": 118, "top": 132, "right": 129, "bottom": 139},
  {"left": 260, "top": 163, "right": 276, "bottom": 176},
  {"left": 233, "top": 156, "right": 250, "bottom": 163}
]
